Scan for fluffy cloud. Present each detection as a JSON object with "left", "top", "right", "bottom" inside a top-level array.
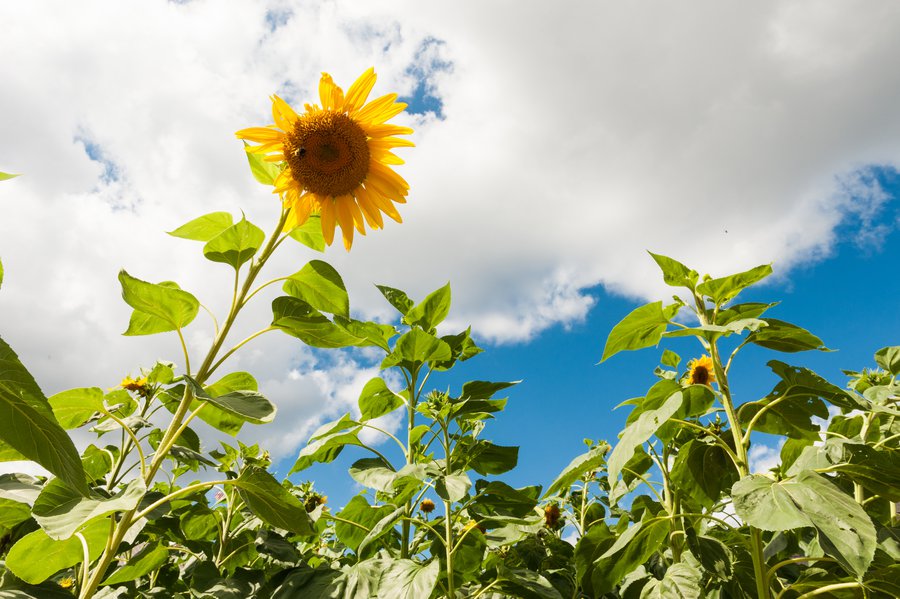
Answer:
[{"left": 1, "top": 0, "right": 899, "bottom": 461}]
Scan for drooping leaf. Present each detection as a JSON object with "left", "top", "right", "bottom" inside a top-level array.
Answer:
[
  {"left": 376, "top": 284, "right": 414, "bottom": 315},
  {"left": 290, "top": 426, "right": 362, "bottom": 473},
  {"left": 0, "top": 336, "right": 88, "bottom": 495},
  {"left": 831, "top": 443, "right": 900, "bottom": 502},
  {"left": 203, "top": 217, "right": 265, "bottom": 270},
  {"left": 233, "top": 467, "right": 314, "bottom": 535},
  {"left": 732, "top": 470, "right": 876, "bottom": 579},
  {"left": 183, "top": 375, "right": 275, "bottom": 425},
  {"left": 435, "top": 472, "right": 472, "bottom": 503},
  {"left": 608, "top": 391, "right": 683, "bottom": 504},
  {"left": 168, "top": 212, "right": 234, "bottom": 241},
  {"left": 358, "top": 377, "right": 403, "bottom": 422},
  {"left": 377, "top": 559, "right": 440, "bottom": 599},
  {"left": 544, "top": 443, "right": 610, "bottom": 498},
  {"left": 32, "top": 478, "right": 146, "bottom": 540},
  {"left": 119, "top": 271, "right": 199, "bottom": 335},
  {"left": 272, "top": 296, "right": 369, "bottom": 348},
  {"left": 333, "top": 495, "right": 395, "bottom": 553},
  {"left": 601, "top": 301, "right": 678, "bottom": 362},
  {"left": 100, "top": 542, "right": 169, "bottom": 585},
  {"left": 874, "top": 346, "right": 900, "bottom": 376},
  {"left": 639, "top": 562, "right": 703, "bottom": 599},
  {"left": 460, "top": 380, "right": 519, "bottom": 400},
  {"left": 465, "top": 440, "right": 519, "bottom": 475},
  {"left": 748, "top": 319, "right": 828, "bottom": 353},
  {"left": 348, "top": 457, "right": 397, "bottom": 492},
  {"left": 591, "top": 515, "right": 670, "bottom": 594},
  {"left": 670, "top": 438, "right": 739, "bottom": 510},
  {"left": 5, "top": 517, "right": 109, "bottom": 584},
  {"left": 283, "top": 260, "right": 349, "bottom": 318}
]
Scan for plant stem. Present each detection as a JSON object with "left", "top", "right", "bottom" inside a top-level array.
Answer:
[
  {"left": 401, "top": 367, "right": 419, "bottom": 559},
  {"left": 443, "top": 421, "right": 455, "bottom": 598}
]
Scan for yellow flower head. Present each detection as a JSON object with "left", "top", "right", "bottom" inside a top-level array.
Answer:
[
  {"left": 120, "top": 376, "right": 149, "bottom": 392},
  {"left": 236, "top": 68, "right": 413, "bottom": 250},
  {"left": 544, "top": 504, "right": 562, "bottom": 528},
  {"left": 420, "top": 498, "right": 436, "bottom": 513},
  {"left": 59, "top": 576, "right": 75, "bottom": 589},
  {"left": 687, "top": 355, "right": 716, "bottom": 387}
]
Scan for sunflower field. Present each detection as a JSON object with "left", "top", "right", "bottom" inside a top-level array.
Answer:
[{"left": 0, "top": 69, "right": 898, "bottom": 599}]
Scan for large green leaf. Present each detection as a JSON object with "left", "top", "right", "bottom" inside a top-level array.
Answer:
[
  {"left": 732, "top": 470, "right": 876, "bottom": 579},
  {"left": 333, "top": 495, "right": 395, "bottom": 553},
  {"left": 639, "top": 562, "right": 703, "bottom": 598},
  {"left": 119, "top": 271, "right": 199, "bottom": 335},
  {"left": 100, "top": 542, "right": 169, "bottom": 585},
  {"left": 348, "top": 457, "right": 397, "bottom": 492},
  {"left": 696, "top": 263, "right": 772, "bottom": 304},
  {"left": 203, "top": 217, "right": 265, "bottom": 269},
  {"left": 290, "top": 426, "right": 363, "bottom": 473},
  {"left": 184, "top": 375, "right": 275, "bottom": 425},
  {"left": 649, "top": 252, "right": 699, "bottom": 289},
  {"left": 543, "top": 443, "right": 609, "bottom": 498},
  {"left": 233, "top": 467, "right": 314, "bottom": 535},
  {"left": 831, "top": 443, "right": 900, "bottom": 502},
  {"left": 48, "top": 387, "right": 104, "bottom": 429},
  {"left": 168, "top": 211, "right": 234, "bottom": 241},
  {"left": 494, "top": 566, "right": 564, "bottom": 599},
  {"left": 32, "top": 478, "right": 146, "bottom": 539},
  {"left": 435, "top": 472, "right": 472, "bottom": 503},
  {"left": 740, "top": 363, "right": 834, "bottom": 440},
  {"left": 748, "top": 318, "right": 828, "bottom": 352},
  {"left": 377, "top": 559, "right": 440, "bottom": 599},
  {"left": 404, "top": 282, "right": 451, "bottom": 331},
  {"left": 670, "top": 438, "right": 739, "bottom": 510},
  {"left": 575, "top": 523, "right": 616, "bottom": 595},
  {"left": 608, "top": 391, "right": 683, "bottom": 504},
  {"left": 5, "top": 517, "right": 109, "bottom": 584},
  {"left": 591, "top": 515, "right": 670, "bottom": 594},
  {"left": 272, "top": 296, "right": 369, "bottom": 348},
  {"left": 376, "top": 284, "right": 414, "bottom": 315},
  {"left": 874, "top": 345, "right": 900, "bottom": 376},
  {"left": 358, "top": 377, "right": 403, "bottom": 422},
  {"left": 283, "top": 260, "right": 349, "bottom": 318},
  {"left": 601, "top": 301, "right": 678, "bottom": 362},
  {"left": 466, "top": 440, "right": 519, "bottom": 475},
  {"left": 0, "top": 336, "right": 88, "bottom": 495}
]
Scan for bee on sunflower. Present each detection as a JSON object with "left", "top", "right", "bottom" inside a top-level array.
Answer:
[{"left": 237, "top": 68, "right": 413, "bottom": 250}]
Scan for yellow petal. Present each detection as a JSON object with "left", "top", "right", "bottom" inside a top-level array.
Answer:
[
  {"left": 318, "top": 197, "right": 337, "bottom": 246},
  {"left": 362, "top": 123, "right": 415, "bottom": 138},
  {"left": 371, "top": 149, "right": 404, "bottom": 165},
  {"left": 355, "top": 186, "right": 384, "bottom": 229},
  {"left": 270, "top": 95, "right": 299, "bottom": 131},
  {"left": 344, "top": 67, "right": 377, "bottom": 113},
  {"left": 355, "top": 93, "right": 399, "bottom": 124},
  {"left": 346, "top": 196, "right": 367, "bottom": 234},
  {"left": 368, "top": 137, "right": 415, "bottom": 149},
  {"left": 235, "top": 126, "right": 284, "bottom": 142},
  {"left": 364, "top": 185, "right": 403, "bottom": 222},
  {"left": 319, "top": 73, "right": 345, "bottom": 111}
]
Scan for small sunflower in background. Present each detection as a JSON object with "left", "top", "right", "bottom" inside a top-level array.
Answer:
[
  {"left": 237, "top": 68, "right": 413, "bottom": 250},
  {"left": 686, "top": 355, "right": 716, "bottom": 387}
]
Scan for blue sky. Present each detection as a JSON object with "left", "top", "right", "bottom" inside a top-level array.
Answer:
[{"left": 1, "top": 2, "right": 899, "bottom": 505}]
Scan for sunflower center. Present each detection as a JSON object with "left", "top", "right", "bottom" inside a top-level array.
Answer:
[
  {"left": 284, "top": 111, "right": 370, "bottom": 197},
  {"left": 691, "top": 366, "right": 710, "bottom": 385}
]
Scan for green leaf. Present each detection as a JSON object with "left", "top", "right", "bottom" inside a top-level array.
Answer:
[
  {"left": 161, "top": 377, "right": 249, "bottom": 436},
  {"left": 670, "top": 439, "right": 739, "bottom": 510},
  {"left": 32, "top": 478, "right": 146, "bottom": 540},
  {"left": 290, "top": 426, "right": 362, "bottom": 473},
  {"left": 0, "top": 497, "right": 31, "bottom": 528},
  {"left": 5, "top": 517, "right": 109, "bottom": 584},
  {"left": 287, "top": 214, "right": 326, "bottom": 252},
  {"left": 381, "top": 329, "right": 452, "bottom": 369},
  {"left": 272, "top": 296, "right": 369, "bottom": 348},
  {"left": 544, "top": 443, "right": 609, "bottom": 498},
  {"left": 179, "top": 504, "right": 219, "bottom": 540},
  {"left": 335, "top": 317, "right": 396, "bottom": 351},
  {"left": 283, "top": 260, "right": 349, "bottom": 318},
  {"left": 334, "top": 495, "right": 394, "bottom": 553},
  {"left": 832, "top": 443, "right": 900, "bottom": 501},
  {"left": 591, "top": 515, "right": 670, "bottom": 594},
  {"left": 732, "top": 470, "right": 876, "bottom": 579},
  {"left": 0, "top": 336, "right": 88, "bottom": 495},
  {"left": 0, "top": 257, "right": 4, "bottom": 290},
  {"left": 0, "top": 171, "right": 20, "bottom": 181},
  {"left": 233, "top": 467, "right": 314, "bottom": 535},
  {"left": 203, "top": 217, "right": 265, "bottom": 269},
  {"left": 184, "top": 375, "right": 276, "bottom": 425},
  {"left": 377, "top": 559, "right": 440, "bottom": 599},
  {"left": 243, "top": 142, "right": 281, "bottom": 185},
  {"left": 100, "top": 542, "right": 168, "bottom": 585},
  {"left": 349, "top": 457, "right": 397, "bottom": 492},
  {"left": 494, "top": 566, "right": 564, "bottom": 599},
  {"left": 748, "top": 318, "right": 828, "bottom": 352},
  {"left": 404, "top": 282, "right": 451, "bottom": 331},
  {"left": 119, "top": 271, "right": 199, "bottom": 335},
  {"left": 48, "top": 387, "right": 104, "bottom": 429},
  {"left": 661, "top": 349, "right": 681, "bottom": 369},
  {"left": 168, "top": 212, "right": 234, "bottom": 241},
  {"left": 715, "top": 302, "right": 777, "bottom": 326},
  {"left": 358, "top": 377, "right": 403, "bottom": 422},
  {"left": 0, "top": 472, "right": 42, "bottom": 505},
  {"left": 376, "top": 284, "right": 414, "bottom": 315},
  {"left": 461, "top": 380, "right": 519, "bottom": 399},
  {"left": 874, "top": 346, "right": 900, "bottom": 376},
  {"left": 639, "top": 562, "right": 703, "bottom": 599},
  {"left": 608, "top": 391, "right": 683, "bottom": 504},
  {"left": 601, "top": 301, "right": 678, "bottom": 362},
  {"left": 649, "top": 252, "right": 699, "bottom": 289},
  {"left": 696, "top": 263, "right": 772, "bottom": 304},
  {"left": 467, "top": 441, "right": 519, "bottom": 475},
  {"left": 436, "top": 472, "right": 471, "bottom": 503},
  {"left": 685, "top": 524, "right": 733, "bottom": 580}
]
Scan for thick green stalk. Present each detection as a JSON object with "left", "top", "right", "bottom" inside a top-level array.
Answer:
[
  {"left": 401, "top": 368, "right": 419, "bottom": 559},
  {"left": 443, "top": 423, "right": 455, "bottom": 598}
]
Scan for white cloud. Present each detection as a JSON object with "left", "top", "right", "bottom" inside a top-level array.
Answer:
[
  {"left": 1, "top": 0, "right": 899, "bottom": 462},
  {"left": 748, "top": 440, "right": 785, "bottom": 474}
]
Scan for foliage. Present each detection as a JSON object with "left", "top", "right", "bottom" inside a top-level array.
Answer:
[{"left": 0, "top": 166, "right": 897, "bottom": 599}]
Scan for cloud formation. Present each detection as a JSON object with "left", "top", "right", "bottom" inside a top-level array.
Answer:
[{"left": 1, "top": 0, "right": 899, "bottom": 462}]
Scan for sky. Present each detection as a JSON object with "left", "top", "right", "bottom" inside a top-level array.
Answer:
[{"left": 1, "top": 0, "right": 899, "bottom": 505}]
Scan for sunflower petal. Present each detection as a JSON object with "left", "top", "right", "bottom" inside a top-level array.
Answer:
[
  {"left": 344, "top": 67, "right": 377, "bottom": 113},
  {"left": 319, "top": 73, "right": 345, "bottom": 111},
  {"left": 364, "top": 185, "right": 404, "bottom": 223},
  {"left": 235, "top": 126, "right": 284, "bottom": 142},
  {"left": 355, "top": 93, "right": 400, "bottom": 124},
  {"left": 362, "top": 123, "right": 415, "bottom": 138},
  {"left": 355, "top": 186, "right": 384, "bottom": 229},
  {"left": 345, "top": 196, "right": 367, "bottom": 234},
  {"left": 318, "top": 196, "right": 337, "bottom": 246},
  {"left": 271, "top": 95, "right": 299, "bottom": 131}
]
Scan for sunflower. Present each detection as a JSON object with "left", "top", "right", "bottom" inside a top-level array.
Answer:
[
  {"left": 686, "top": 355, "right": 716, "bottom": 387},
  {"left": 236, "top": 68, "right": 413, "bottom": 250}
]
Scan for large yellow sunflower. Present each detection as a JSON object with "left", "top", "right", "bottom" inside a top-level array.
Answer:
[
  {"left": 686, "top": 355, "right": 716, "bottom": 387},
  {"left": 236, "top": 68, "right": 413, "bottom": 250}
]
